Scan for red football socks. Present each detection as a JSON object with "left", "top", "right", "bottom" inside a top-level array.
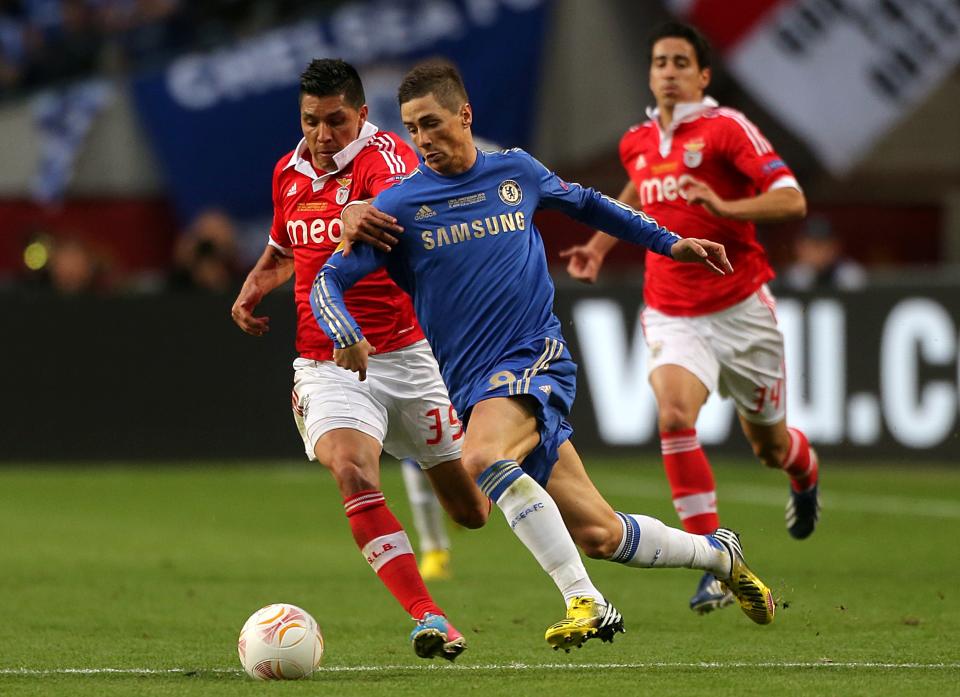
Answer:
[
  {"left": 344, "top": 490, "right": 442, "bottom": 620},
  {"left": 782, "top": 427, "right": 819, "bottom": 493},
  {"left": 661, "top": 429, "right": 719, "bottom": 534}
]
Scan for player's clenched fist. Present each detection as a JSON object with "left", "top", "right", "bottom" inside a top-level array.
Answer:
[
  {"left": 333, "top": 339, "right": 377, "bottom": 381},
  {"left": 670, "top": 238, "right": 734, "bottom": 276}
]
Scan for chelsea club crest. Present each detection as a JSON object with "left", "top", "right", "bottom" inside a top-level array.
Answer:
[{"left": 498, "top": 180, "right": 522, "bottom": 205}]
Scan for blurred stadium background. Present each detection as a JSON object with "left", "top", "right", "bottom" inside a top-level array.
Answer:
[
  {"left": 1, "top": 1, "right": 959, "bottom": 692},
  {"left": 2, "top": 0, "right": 959, "bottom": 462}
]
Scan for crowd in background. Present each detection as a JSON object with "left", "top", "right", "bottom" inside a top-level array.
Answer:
[{"left": 0, "top": 0, "right": 340, "bottom": 97}]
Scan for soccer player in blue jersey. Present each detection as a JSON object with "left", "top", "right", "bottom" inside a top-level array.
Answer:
[{"left": 313, "top": 62, "right": 777, "bottom": 649}]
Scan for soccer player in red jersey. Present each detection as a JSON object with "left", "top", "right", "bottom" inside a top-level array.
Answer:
[
  {"left": 562, "top": 22, "right": 819, "bottom": 614},
  {"left": 231, "top": 59, "right": 488, "bottom": 660}
]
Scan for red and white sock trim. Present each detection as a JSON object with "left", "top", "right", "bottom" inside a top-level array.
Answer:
[
  {"left": 661, "top": 429, "right": 701, "bottom": 455},
  {"left": 344, "top": 490, "right": 386, "bottom": 516},
  {"left": 672, "top": 491, "right": 718, "bottom": 521}
]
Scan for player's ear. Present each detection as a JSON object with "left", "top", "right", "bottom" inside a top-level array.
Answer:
[
  {"left": 357, "top": 104, "right": 369, "bottom": 130},
  {"left": 461, "top": 103, "right": 472, "bottom": 129},
  {"left": 699, "top": 66, "right": 711, "bottom": 91}
]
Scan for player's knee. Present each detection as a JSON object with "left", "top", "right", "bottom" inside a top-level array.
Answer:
[
  {"left": 752, "top": 440, "right": 788, "bottom": 469},
  {"left": 447, "top": 500, "right": 489, "bottom": 529},
  {"left": 658, "top": 404, "right": 697, "bottom": 433},
  {"left": 322, "top": 457, "right": 375, "bottom": 496},
  {"left": 460, "top": 448, "right": 496, "bottom": 480},
  {"left": 571, "top": 524, "right": 620, "bottom": 560}
]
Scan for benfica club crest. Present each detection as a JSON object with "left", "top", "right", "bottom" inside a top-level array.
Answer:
[
  {"left": 683, "top": 139, "right": 705, "bottom": 168},
  {"left": 335, "top": 177, "right": 352, "bottom": 205}
]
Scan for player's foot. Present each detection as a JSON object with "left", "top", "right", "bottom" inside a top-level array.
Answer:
[
  {"left": 712, "top": 528, "right": 776, "bottom": 625},
  {"left": 410, "top": 613, "right": 466, "bottom": 661},
  {"left": 544, "top": 596, "right": 625, "bottom": 652},
  {"left": 689, "top": 571, "right": 735, "bottom": 615},
  {"left": 418, "top": 549, "right": 452, "bottom": 581},
  {"left": 786, "top": 483, "right": 820, "bottom": 540}
]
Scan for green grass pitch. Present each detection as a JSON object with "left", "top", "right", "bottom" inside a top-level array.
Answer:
[{"left": 1, "top": 458, "right": 958, "bottom": 696}]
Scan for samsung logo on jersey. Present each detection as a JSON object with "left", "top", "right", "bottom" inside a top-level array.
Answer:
[{"left": 421, "top": 211, "right": 526, "bottom": 250}]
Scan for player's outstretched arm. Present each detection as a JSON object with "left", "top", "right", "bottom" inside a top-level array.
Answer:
[
  {"left": 231, "top": 244, "right": 294, "bottom": 336},
  {"left": 560, "top": 181, "right": 636, "bottom": 283},
  {"left": 670, "top": 238, "right": 734, "bottom": 275},
  {"left": 341, "top": 200, "right": 404, "bottom": 255}
]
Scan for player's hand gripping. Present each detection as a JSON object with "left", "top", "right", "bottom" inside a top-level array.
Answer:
[
  {"left": 559, "top": 244, "right": 605, "bottom": 284},
  {"left": 670, "top": 238, "right": 734, "bottom": 275},
  {"left": 333, "top": 339, "right": 377, "bottom": 381},
  {"left": 231, "top": 284, "right": 270, "bottom": 336},
  {"left": 341, "top": 201, "right": 404, "bottom": 256}
]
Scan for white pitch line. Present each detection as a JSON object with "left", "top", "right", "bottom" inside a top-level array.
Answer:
[{"left": 2, "top": 662, "right": 959, "bottom": 676}]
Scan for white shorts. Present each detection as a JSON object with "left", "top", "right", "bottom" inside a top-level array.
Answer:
[
  {"left": 291, "top": 340, "right": 463, "bottom": 468},
  {"left": 641, "top": 285, "right": 786, "bottom": 425}
]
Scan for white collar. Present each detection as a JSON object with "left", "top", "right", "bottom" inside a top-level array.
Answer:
[
  {"left": 646, "top": 96, "right": 719, "bottom": 132},
  {"left": 283, "top": 121, "right": 381, "bottom": 185}
]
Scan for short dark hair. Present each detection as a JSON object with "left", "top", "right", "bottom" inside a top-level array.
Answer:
[
  {"left": 648, "top": 21, "right": 712, "bottom": 70},
  {"left": 299, "top": 58, "right": 365, "bottom": 108},
  {"left": 397, "top": 60, "right": 469, "bottom": 112}
]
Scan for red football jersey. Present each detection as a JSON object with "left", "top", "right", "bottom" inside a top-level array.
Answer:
[
  {"left": 269, "top": 123, "right": 424, "bottom": 360},
  {"left": 620, "top": 97, "right": 800, "bottom": 316}
]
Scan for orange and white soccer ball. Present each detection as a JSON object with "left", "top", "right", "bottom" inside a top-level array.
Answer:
[{"left": 238, "top": 603, "right": 324, "bottom": 680}]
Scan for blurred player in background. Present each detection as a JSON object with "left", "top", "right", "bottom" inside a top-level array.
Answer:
[
  {"left": 400, "top": 457, "right": 453, "bottom": 580},
  {"left": 230, "top": 58, "right": 489, "bottom": 661},
  {"left": 319, "top": 61, "right": 777, "bottom": 650},
  {"left": 561, "top": 22, "right": 818, "bottom": 615}
]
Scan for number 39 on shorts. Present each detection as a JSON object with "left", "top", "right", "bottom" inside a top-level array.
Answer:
[{"left": 425, "top": 405, "right": 464, "bottom": 445}]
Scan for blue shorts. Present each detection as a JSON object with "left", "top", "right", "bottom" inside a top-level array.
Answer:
[{"left": 462, "top": 335, "right": 576, "bottom": 487}]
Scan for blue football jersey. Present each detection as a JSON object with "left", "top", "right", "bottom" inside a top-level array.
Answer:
[{"left": 311, "top": 148, "right": 681, "bottom": 414}]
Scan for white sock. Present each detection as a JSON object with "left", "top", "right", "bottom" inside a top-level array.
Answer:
[
  {"left": 400, "top": 460, "right": 449, "bottom": 554},
  {"left": 478, "top": 460, "right": 601, "bottom": 604},
  {"left": 610, "top": 512, "right": 730, "bottom": 577}
]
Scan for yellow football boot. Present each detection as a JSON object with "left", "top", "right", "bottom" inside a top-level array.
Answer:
[
  {"left": 713, "top": 528, "right": 776, "bottom": 625},
  {"left": 544, "top": 596, "right": 624, "bottom": 652},
  {"left": 418, "top": 549, "right": 452, "bottom": 581}
]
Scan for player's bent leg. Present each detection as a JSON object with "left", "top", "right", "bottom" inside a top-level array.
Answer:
[
  {"left": 463, "top": 397, "right": 612, "bottom": 648},
  {"left": 423, "top": 458, "right": 490, "bottom": 530},
  {"left": 739, "top": 417, "right": 821, "bottom": 539},
  {"left": 314, "top": 430, "right": 463, "bottom": 657},
  {"left": 314, "top": 427, "right": 384, "bottom": 496},
  {"left": 547, "top": 441, "right": 733, "bottom": 612},
  {"left": 545, "top": 441, "right": 623, "bottom": 560}
]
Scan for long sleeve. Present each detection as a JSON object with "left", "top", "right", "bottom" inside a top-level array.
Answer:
[
  {"left": 522, "top": 150, "right": 682, "bottom": 257},
  {"left": 310, "top": 243, "right": 387, "bottom": 348}
]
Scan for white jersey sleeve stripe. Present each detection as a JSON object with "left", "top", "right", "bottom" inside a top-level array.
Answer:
[
  {"left": 379, "top": 134, "right": 406, "bottom": 173},
  {"left": 718, "top": 108, "right": 772, "bottom": 155},
  {"left": 372, "top": 134, "right": 405, "bottom": 174},
  {"left": 267, "top": 237, "right": 293, "bottom": 256},
  {"left": 768, "top": 175, "right": 801, "bottom": 192}
]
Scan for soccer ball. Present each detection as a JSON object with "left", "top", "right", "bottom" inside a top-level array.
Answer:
[{"left": 238, "top": 603, "right": 324, "bottom": 680}]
